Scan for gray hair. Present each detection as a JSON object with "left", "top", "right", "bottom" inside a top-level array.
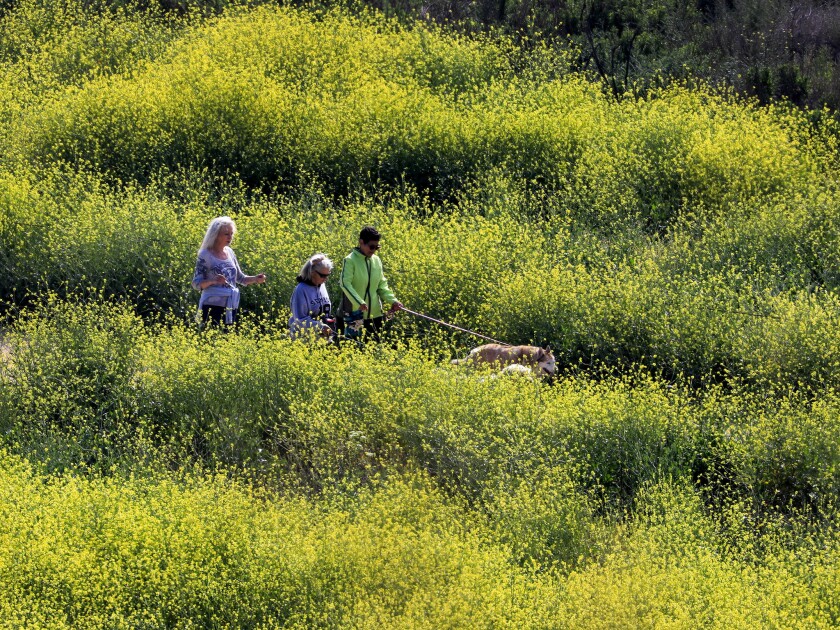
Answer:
[
  {"left": 199, "top": 216, "right": 237, "bottom": 253},
  {"left": 298, "top": 253, "right": 334, "bottom": 283}
]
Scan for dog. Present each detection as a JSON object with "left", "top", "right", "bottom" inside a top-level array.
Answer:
[
  {"left": 451, "top": 344, "right": 556, "bottom": 377},
  {"left": 499, "top": 363, "right": 535, "bottom": 377}
]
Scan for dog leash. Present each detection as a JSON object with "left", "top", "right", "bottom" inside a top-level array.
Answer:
[{"left": 399, "top": 307, "right": 512, "bottom": 347}]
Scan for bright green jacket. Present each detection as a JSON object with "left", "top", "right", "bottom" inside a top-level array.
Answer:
[{"left": 339, "top": 247, "right": 397, "bottom": 319}]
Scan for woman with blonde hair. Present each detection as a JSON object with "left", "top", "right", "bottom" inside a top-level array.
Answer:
[
  {"left": 289, "top": 253, "right": 334, "bottom": 339},
  {"left": 191, "top": 216, "right": 266, "bottom": 327}
]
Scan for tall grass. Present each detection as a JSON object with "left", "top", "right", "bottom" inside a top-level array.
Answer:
[
  {"left": 2, "top": 297, "right": 839, "bottom": 516},
  {"left": 4, "top": 167, "right": 840, "bottom": 388},
  {"left": 3, "top": 3, "right": 834, "bottom": 221},
  {"left": 1, "top": 450, "right": 838, "bottom": 627},
  {"left": 1, "top": 1, "right": 840, "bottom": 625}
]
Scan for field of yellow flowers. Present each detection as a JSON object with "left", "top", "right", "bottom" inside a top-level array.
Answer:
[{"left": 1, "top": 1, "right": 839, "bottom": 626}]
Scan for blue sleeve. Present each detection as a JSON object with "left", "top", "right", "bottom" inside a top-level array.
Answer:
[
  {"left": 230, "top": 249, "right": 247, "bottom": 285},
  {"left": 192, "top": 254, "right": 208, "bottom": 291},
  {"left": 290, "top": 285, "right": 320, "bottom": 328}
]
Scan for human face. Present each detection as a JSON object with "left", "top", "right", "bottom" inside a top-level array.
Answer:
[
  {"left": 214, "top": 224, "right": 234, "bottom": 250},
  {"left": 313, "top": 267, "right": 331, "bottom": 285},
  {"left": 358, "top": 239, "right": 380, "bottom": 257}
]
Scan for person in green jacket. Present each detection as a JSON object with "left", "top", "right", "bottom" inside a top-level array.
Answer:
[{"left": 338, "top": 225, "right": 403, "bottom": 339}]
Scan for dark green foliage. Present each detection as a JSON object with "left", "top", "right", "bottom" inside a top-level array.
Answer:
[
  {"left": 367, "top": 0, "right": 840, "bottom": 110},
  {"left": 1, "top": 4, "right": 840, "bottom": 623}
]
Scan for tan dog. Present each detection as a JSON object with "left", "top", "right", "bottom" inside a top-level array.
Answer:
[{"left": 451, "top": 344, "right": 556, "bottom": 377}]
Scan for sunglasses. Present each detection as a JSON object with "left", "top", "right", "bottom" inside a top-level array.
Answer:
[{"left": 314, "top": 270, "right": 331, "bottom": 279}]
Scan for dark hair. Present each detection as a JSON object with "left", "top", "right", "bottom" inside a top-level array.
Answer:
[{"left": 359, "top": 225, "right": 380, "bottom": 243}]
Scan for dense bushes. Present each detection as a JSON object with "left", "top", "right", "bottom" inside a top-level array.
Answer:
[
  {"left": 1, "top": 451, "right": 839, "bottom": 627},
  {"left": 2, "top": 298, "right": 839, "bottom": 516},
  {"left": 0, "top": 456, "right": 545, "bottom": 627},
  {"left": 7, "top": 166, "right": 840, "bottom": 388},
  {"left": 2, "top": 1, "right": 840, "bottom": 624},
  {"left": 369, "top": 0, "right": 840, "bottom": 111},
  {"left": 5, "top": 5, "right": 833, "bottom": 215}
]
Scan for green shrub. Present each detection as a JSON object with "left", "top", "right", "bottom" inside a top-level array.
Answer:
[
  {"left": 697, "top": 386, "right": 840, "bottom": 512},
  {"left": 0, "top": 298, "right": 782, "bottom": 511},
  {"left": 6, "top": 4, "right": 832, "bottom": 221},
  {"left": 549, "top": 477, "right": 840, "bottom": 628},
  {"left": 0, "top": 294, "right": 145, "bottom": 470},
  {"left": 2, "top": 452, "right": 838, "bottom": 628},
  {"left": 2, "top": 2, "right": 840, "bottom": 626},
  {"left": 0, "top": 456, "right": 563, "bottom": 628}
]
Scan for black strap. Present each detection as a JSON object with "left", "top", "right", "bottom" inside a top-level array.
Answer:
[{"left": 363, "top": 258, "right": 372, "bottom": 320}]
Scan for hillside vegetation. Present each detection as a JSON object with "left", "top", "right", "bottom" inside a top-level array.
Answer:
[
  {"left": 1, "top": 1, "right": 840, "bottom": 627},
  {"left": 369, "top": 0, "right": 840, "bottom": 111}
]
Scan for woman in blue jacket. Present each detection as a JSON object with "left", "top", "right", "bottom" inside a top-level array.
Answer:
[
  {"left": 289, "top": 253, "right": 334, "bottom": 339},
  {"left": 192, "top": 216, "right": 266, "bottom": 327}
]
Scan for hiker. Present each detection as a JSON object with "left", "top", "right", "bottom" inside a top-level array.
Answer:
[
  {"left": 289, "top": 253, "right": 335, "bottom": 340},
  {"left": 191, "top": 216, "right": 266, "bottom": 327},
  {"left": 338, "top": 225, "right": 403, "bottom": 340}
]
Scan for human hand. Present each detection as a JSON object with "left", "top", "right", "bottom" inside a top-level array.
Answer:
[
  {"left": 359, "top": 304, "right": 369, "bottom": 312},
  {"left": 254, "top": 273, "right": 267, "bottom": 285},
  {"left": 390, "top": 301, "right": 404, "bottom": 313},
  {"left": 213, "top": 274, "right": 227, "bottom": 287}
]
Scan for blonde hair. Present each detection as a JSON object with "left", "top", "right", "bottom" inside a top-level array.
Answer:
[
  {"left": 298, "top": 253, "right": 334, "bottom": 282},
  {"left": 199, "top": 216, "right": 237, "bottom": 253}
]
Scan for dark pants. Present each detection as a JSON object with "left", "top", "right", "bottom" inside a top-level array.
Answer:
[
  {"left": 337, "top": 314, "right": 384, "bottom": 343},
  {"left": 201, "top": 305, "right": 239, "bottom": 329}
]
